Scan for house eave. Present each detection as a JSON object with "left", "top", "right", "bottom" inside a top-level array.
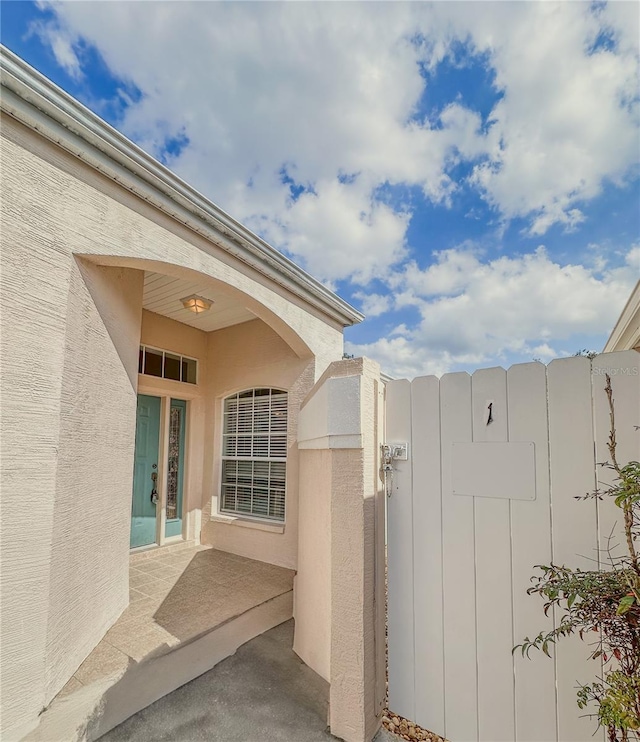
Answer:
[
  {"left": 0, "top": 45, "right": 364, "bottom": 328},
  {"left": 604, "top": 280, "right": 640, "bottom": 353}
]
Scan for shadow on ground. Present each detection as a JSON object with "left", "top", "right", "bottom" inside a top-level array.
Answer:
[{"left": 99, "top": 620, "right": 338, "bottom": 742}]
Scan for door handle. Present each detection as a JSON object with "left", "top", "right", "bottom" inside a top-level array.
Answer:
[{"left": 150, "top": 470, "right": 159, "bottom": 505}]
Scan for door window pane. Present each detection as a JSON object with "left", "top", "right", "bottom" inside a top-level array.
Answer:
[{"left": 166, "top": 405, "right": 183, "bottom": 520}]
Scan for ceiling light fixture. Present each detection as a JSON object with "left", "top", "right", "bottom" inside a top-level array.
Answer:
[{"left": 181, "top": 294, "right": 213, "bottom": 314}]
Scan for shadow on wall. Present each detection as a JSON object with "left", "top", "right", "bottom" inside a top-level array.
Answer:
[{"left": 75, "top": 258, "right": 144, "bottom": 392}]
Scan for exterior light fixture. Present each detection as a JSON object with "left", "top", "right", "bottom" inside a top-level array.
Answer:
[{"left": 181, "top": 295, "right": 213, "bottom": 314}]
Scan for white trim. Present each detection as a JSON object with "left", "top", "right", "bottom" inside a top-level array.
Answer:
[
  {"left": 0, "top": 45, "right": 363, "bottom": 328},
  {"left": 132, "top": 392, "right": 190, "bottom": 549},
  {"left": 129, "top": 543, "right": 160, "bottom": 555},
  {"left": 156, "top": 395, "right": 170, "bottom": 546},
  {"left": 163, "top": 534, "right": 185, "bottom": 545},
  {"left": 209, "top": 514, "right": 285, "bottom": 534},
  {"left": 139, "top": 344, "right": 199, "bottom": 385},
  {"left": 604, "top": 280, "right": 640, "bottom": 352},
  {"left": 137, "top": 375, "right": 201, "bottom": 400}
]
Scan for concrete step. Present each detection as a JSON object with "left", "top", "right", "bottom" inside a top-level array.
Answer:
[{"left": 24, "top": 591, "right": 293, "bottom": 742}]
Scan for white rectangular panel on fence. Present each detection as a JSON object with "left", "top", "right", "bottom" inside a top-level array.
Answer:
[
  {"left": 451, "top": 441, "right": 536, "bottom": 500},
  {"left": 385, "top": 352, "right": 638, "bottom": 742}
]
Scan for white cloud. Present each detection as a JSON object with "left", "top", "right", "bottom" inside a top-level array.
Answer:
[
  {"left": 529, "top": 343, "right": 558, "bottom": 361},
  {"left": 348, "top": 245, "right": 638, "bottom": 378},
  {"left": 32, "top": 1, "right": 639, "bottom": 283},
  {"left": 29, "top": 16, "right": 82, "bottom": 80},
  {"left": 246, "top": 177, "right": 410, "bottom": 284},
  {"left": 28, "top": 2, "right": 639, "bottom": 378},
  {"left": 353, "top": 291, "right": 392, "bottom": 318},
  {"left": 457, "top": 2, "right": 640, "bottom": 233}
]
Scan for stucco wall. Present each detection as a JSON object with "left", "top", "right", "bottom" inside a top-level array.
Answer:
[
  {"left": 2, "top": 150, "right": 75, "bottom": 739},
  {"left": 44, "top": 262, "right": 144, "bottom": 702},
  {"left": 294, "top": 449, "right": 332, "bottom": 681},
  {"left": 1, "top": 115, "right": 344, "bottom": 373},
  {"left": 141, "top": 308, "right": 209, "bottom": 362},
  {"left": 137, "top": 312, "right": 319, "bottom": 570},
  {"left": 295, "top": 358, "right": 385, "bottom": 742},
  {"left": 0, "top": 115, "right": 344, "bottom": 739},
  {"left": 0, "top": 199, "right": 144, "bottom": 739},
  {"left": 201, "top": 319, "right": 315, "bottom": 570}
]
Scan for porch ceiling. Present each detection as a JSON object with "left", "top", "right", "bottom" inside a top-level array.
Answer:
[{"left": 143, "top": 271, "right": 256, "bottom": 332}]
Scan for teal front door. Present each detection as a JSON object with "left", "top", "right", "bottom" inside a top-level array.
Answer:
[{"left": 131, "top": 394, "right": 161, "bottom": 548}]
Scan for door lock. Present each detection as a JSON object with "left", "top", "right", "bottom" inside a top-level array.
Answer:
[{"left": 381, "top": 442, "right": 409, "bottom": 497}]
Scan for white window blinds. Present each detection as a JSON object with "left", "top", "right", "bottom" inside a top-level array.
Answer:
[{"left": 221, "top": 389, "right": 287, "bottom": 521}]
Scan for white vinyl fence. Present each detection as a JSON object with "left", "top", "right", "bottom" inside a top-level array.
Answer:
[{"left": 386, "top": 351, "right": 639, "bottom": 742}]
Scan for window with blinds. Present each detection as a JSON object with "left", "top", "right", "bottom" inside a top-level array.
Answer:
[{"left": 220, "top": 388, "right": 287, "bottom": 521}]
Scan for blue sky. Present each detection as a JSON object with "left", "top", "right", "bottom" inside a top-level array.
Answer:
[{"left": 3, "top": 1, "right": 638, "bottom": 378}]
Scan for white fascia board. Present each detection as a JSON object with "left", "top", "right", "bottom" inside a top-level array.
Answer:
[
  {"left": 0, "top": 45, "right": 364, "bottom": 328},
  {"left": 604, "top": 280, "right": 640, "bottom": 352}
]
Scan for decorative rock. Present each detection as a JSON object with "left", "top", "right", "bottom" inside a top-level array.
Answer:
[{"left": 382, "top": 708, "right": 445, "bottom": 742}]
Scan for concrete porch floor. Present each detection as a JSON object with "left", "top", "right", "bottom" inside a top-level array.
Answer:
[{"left": 27, "top": 544, "right": 295, "bottom": 742}]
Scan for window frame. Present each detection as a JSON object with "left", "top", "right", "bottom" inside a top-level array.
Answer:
[
  {"left": 139, "top": 344, "right": 198, "bottom": 385},
  {"left": 218, "top": 387, "right": 288, "bottom": 524}
]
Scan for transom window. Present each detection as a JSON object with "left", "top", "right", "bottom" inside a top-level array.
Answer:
[
  {"left": 139, "top": 345, "right": 197, "bottom": 384},
  {"left": 221, "top": 388, "right": 287, "bottom": 522}
]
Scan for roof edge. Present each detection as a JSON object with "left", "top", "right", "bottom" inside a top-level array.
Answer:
[
  {"left": 604, "top": 280, "right": 640, "bottom": 353},
  {"left": 0, "top": 45, "right": 364, "bottom": 328}
]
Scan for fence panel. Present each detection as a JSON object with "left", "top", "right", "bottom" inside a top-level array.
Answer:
[
  {"left": 386, "top": 379, "right": 415, "bottom": 722},
  {"left": 386, "top": 351, "right": 639, "bottom": 742},
  {"left": 411, "top": 375, "right": 444, "bottom": 734},
  {"left": 507, "top": 362, "right": 557, "bottom": 742},
  {"left": 440, "top": 372, "right": 477, "bottom": 742}
]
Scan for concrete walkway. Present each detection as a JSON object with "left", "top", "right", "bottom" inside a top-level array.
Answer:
[{"left": 100, "top": 620, "right": 338, "bottom": 742}]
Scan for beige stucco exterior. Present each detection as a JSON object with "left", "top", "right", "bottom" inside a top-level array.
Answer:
[
  {"left": 0, "top": 45, "right": 388, "bottom": 742},
  {"left": 0, "top": 108, "right": 348, "bottom": 739},
  {"left": 0, "top": 241, "right": 145, "bottom": 737},
  {"left": 137, "top": 309, "right": 316, "bottom": 570},
  {"left": 296, "top": 359, "right": 386, "bottom": 742},
  {"left": 202, "top": 319, "right": 315, "bottom": 569}
]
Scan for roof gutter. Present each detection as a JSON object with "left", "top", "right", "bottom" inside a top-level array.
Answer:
[{"left": 0, "top": 45, "right": 364, "bottom": 328}]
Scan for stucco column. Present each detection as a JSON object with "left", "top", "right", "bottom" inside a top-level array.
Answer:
[{"left": 296, "top": 358, "right": 385, "bottom": 742}]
